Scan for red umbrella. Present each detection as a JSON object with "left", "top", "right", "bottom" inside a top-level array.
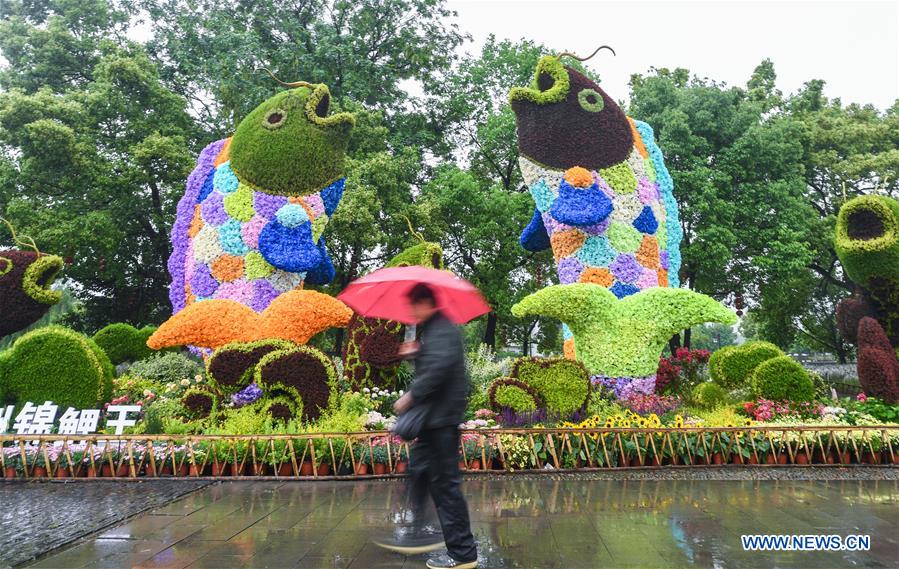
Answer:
[{"left": 337, "top": 266, "right": 490, "bottom": 324}]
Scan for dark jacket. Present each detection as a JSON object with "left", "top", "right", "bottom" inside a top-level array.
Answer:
[{"left": 409, "top": 311, "right": 469, "bottom": 429}]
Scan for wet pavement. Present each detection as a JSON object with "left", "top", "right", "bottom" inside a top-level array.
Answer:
[
  {"left": 20, "top": 474, "right": 898, "bottom": 569},
  {"left": 1, "top": 480, "right": 210, "bottom": 569}
]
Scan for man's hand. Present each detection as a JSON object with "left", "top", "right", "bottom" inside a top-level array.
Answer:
[
  {"left": 397, "top": 341, "right": 420, "bottom": 359},
  {"left": 393, "top": 392, "right": 414, "bottom": 415}
]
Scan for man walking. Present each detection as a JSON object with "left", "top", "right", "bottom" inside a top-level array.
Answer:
[{"left": 375, "top": 283, "right": 479, "bottom": 569}]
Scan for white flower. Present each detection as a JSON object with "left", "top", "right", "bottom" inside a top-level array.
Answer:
[
  {"left": 362, "top": 388, "right": 370, "bottom": 393},
  {"left": 180, "top": 379, "right": 190, "bottom": 387},
  {"left": 194, "top": 374, "right": 203, "bottom": 383},
  {"left": 399, "top": 390, "right": 404, "bottom": 395}
]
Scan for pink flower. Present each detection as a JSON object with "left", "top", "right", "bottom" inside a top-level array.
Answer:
[{"left": 856, "top": 392, "right": 867, "bottom": 402}]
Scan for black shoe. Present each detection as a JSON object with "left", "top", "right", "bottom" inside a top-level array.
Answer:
[
  {"left": 426, "top": 554, "right": 478, "bottom": 568},
  {"left": 374, "top": 532, "right": 444, "bottom": 555}
]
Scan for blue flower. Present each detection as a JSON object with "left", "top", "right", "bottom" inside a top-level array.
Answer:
[
  {"left": 213, "top": 161, "right": 239, "bottom": 194},
  {"left": 530, "top": 179, "right": 555, "bottom": 213},
  {"left": 275, "top": 204, "right": 309, "bottom": 228},
  {"left": 218, "top": 219, "right": 249, "bottom": 255}
]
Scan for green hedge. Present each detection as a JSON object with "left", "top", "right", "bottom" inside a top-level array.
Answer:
[
  {"left": 128, "top": 352, "right": 204, "bottom": 385},
  {"left": 710, "top": 341, "right": 783, "bottom": 390},
  {"left": 750, "top": 356, "right": 815, "bottom": 402},
  {"left": 1, "top": 325, "right": 113, "bottom": 409},
  {"left": 511, "top": 357, "right": 591, "bottom": 416},
  {"left": 488, "top": 378, "right": 542, "bottom": 413},
  {"left": 93, "top": 323, "right": 157, "bottom": 365},
  {"left": 691, "top": 382, "right": 729, "bottom": 409}
]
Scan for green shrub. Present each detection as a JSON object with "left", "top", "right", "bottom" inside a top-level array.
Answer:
[
  {"left": 128, "top": 352, "right": 204, "bottom": 384},
  {"left": 493, "top": 383, "right": 537, "bottom": 412},
  {"left": 511, "top": 357, "right": 591, "bottom": 416},
  {"left": 708, "top": 345, "right": 737, "bottom": 384},
  {"left": 750, "top": 356, "right": 815, "bottom": 402},
  {"left": 691, "top": 382, "right": 729, "bottom": 409},
  {"left": 93, "top": 323, "right": 156, "bottom": 365},
  {"left": 141, "top": 399, "right": 185, "bottom": 434},
  {"left": 1, "top": 325, "right": 113, "bottom": 409},
  {"left": 807, "top": 370, "right": 830, "bottom": 399},
  {"left": 711, "top": 341, "right": 783, "bottom": 390}
]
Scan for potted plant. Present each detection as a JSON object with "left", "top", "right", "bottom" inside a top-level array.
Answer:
[
  {"left": 394, "top": 443, "right": 409, "bottom": 473},
  {"left": 312, "top": 438, "right": 333, "bottom": 476},
  {"left": 209, "top": 442, "right": 233, "bottom": 477},
  {"left": 371, "top": 439, "right": 391, "bottom": 475},
  {"left": 354, "top": 445, "right": 372, "bottom": 475}
]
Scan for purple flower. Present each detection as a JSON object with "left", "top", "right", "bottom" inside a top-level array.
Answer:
[
  {"left": 201, "top": 191, "right": 229, "bottom": 226},
  {"left": 609, "top": 254, "right": 642, "bottom": 284},
  {"left": 250, "top": 279, "right": 281, "bottom": 312},
  {"left": 254, "top": 192, "right": 288, "bottom": 218},
  {"left": 660, "top": 250, "right": 670, "bottom": 270},
  {"left": 557, "top": 256, "right": 584, "bottom": 284},
  {"left": 232, "top": 383, "right": 263, "bottom": 407}
]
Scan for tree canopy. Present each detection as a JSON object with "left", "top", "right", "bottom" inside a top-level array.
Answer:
[{"left": 1, "top": 1, "right": 897, "bottom": 358}]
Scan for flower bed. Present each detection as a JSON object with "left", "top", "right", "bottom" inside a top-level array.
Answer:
[{"left": 2, "top": 425, "right": 896, "bottom": 480}]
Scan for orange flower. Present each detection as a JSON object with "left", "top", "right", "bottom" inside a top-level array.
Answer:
[
  {"left": 188, "top": 205, "right": 203, "bottom": 238},
  {"left": 579, "top": 267, "right": 614, "bottom": 287},
  {"left": 213, "top": 137, "right": 232, "bottom": 167},
  {"left": 636, "top": 236, "right": 660, "bottom": 269},
  {"left": 564, "top": 166, "right": 594, "bottom": 188},
  {"left": 627, "top": 118, "right": 649, "bottom": 159},
  {"left": 210, "top": 255, "right": 245, "bottom": 282},
  {"left": 657, "top": 268, "right": 669, "bottom": 287},
  {"left": 147, "top": 290, "right": 353, "bottom": 350},
  {"left": 551, "top": 229, "right": 586, "bottom": 262},
  {"left": 563, "top": 338, "right": 576, "bottom": 359}
]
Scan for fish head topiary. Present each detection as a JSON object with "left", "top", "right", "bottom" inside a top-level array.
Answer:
[
  {"left": 385, "top": 242, "right": 444, "bottom": 269},
  {"left": 0, "top": 251, "right": 63, "bottom": 338},
  {"left": 229, "top": 85, "right": 355, "bottom": 197},
  {"left": 508, "top": 55, "right": 633, "bottom": 172},
  {"left": 835, "top": 194, "right": 899, "bottom": 286}
]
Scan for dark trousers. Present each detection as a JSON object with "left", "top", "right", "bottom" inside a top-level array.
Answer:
[{"left": 407, "top": 426, "right": 477, "bottom": 563}]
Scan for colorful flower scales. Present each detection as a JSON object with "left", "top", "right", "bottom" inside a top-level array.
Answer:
[
  {"left": 510, "top": 55, "right": 682, "bottom": 361},
  {"left": 169, "top": 83, "right": 354, "bottom": 315}
]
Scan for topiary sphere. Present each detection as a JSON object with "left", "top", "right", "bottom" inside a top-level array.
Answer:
[
  {"left": 711, "top": 341, "right": 783, "bottom": 390},
  {"left": 691, "top": 382, "right": 729, "bottom": 409},
  {"left": 93, "top": 323, "right": 157, "bottom": 365},
  {"left": 750, "top": 356, "right": 815, "bottom": 402},
  {"left": 708, "top": 345, "right": 737, "bottom": 384},
  {"left": 2, "top": 325, "right": 114, "bottom": 409}
]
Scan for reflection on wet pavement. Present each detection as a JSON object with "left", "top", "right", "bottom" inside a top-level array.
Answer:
[{"left": 25, "top": 478, "right": 899, "bottom": 568}]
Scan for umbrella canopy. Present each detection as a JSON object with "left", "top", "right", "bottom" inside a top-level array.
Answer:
[{"left": 337, "top": 266, "right": 490, "bottom": 324}]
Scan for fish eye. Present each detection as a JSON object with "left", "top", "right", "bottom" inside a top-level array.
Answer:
[
  {"left": 578, "top": 89, "right": 604, "bottom": 112},
  {"left": 537, "top": 72, "right": 555, "bottom": 92},
  {"left": 0, "top": 257, "right": 11, "bottom": 277},
  {"left": 263, "top": 109, "right": 287, "bottom": 129}
]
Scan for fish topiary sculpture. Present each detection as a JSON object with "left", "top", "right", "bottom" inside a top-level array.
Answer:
[
  {"left": 342, "top": 241, "right": 444, "bottom": 392},
  {"left": 834, "top": 194, "right": 899, "bottom": 403},
  {"left": 508, "top": 51, "right": 735, "bottom": 394},
  {"left": 168, "top": 78, "right": 354, "bottom": 318}
]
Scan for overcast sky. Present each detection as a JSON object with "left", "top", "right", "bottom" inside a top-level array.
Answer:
[{"left": 446, "top": 0, "right": 898, "bottom": 110}]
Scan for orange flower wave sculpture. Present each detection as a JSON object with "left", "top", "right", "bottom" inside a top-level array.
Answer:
[{"left": 147, "top": 289, "right": 352, "bottom": 350}]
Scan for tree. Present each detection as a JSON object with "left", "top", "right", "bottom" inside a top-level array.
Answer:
[
  {"left": 0, "top": 1, "right": 199, "bottom": 328},
  {"left": 689, "top": 323, "right": 737, "bottom": 352},
  {"left": 628, "top": 62, "right": 817, "bottom": 349},
  {"left": 132, "top": 0, "right": 467, "bottom": 132}
]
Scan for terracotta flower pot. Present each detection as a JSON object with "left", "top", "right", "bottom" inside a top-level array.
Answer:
[
  {"left": 86, "top": 466, "right": 98, "bottom": 478},
  {"left": 748, "top": 455, "right": 758, "bottom": 465},
  {"left": 373, "top": 463, "right": 388, "bottom": 475},
  {"left": 731, "top": 455, "right": 744, "bottom": 465},
  {"left": 317, "top": 463, "right": 331, "bottom": 476},
  {"left": 161, "top": 464, "right": 173, "bottom": 476},
  {"left": 469, "top": 459, "right": 482, "bottom": 471},
  {"left": 189, "top": 464, "right": 201, "bottom": 477},
  {"left": 4, "top": 467, "right": 17, "bottom": 478},
  {"left": 101, "top": 464, "right": 114, "bottom": 477},
  {"left": 299, "top": 461, "right": 314, "bottom": 476},
  {"left": 145, "top": 463, "right": 158, "bottom": 477},
  {"left": 230, "top": 463, "right": 245, "bottom": 477},
  {"left": 32, "top": 466, "right": 47, "bottom": 478},
  {"left": 354, "top": 463, "right": 369, "bottom": 476},
  {"left": 862, "top": 451, "right": 881, "bottom": 465},
  {"left": 629, "top": 457, "right": 642, "bottom": 467},
  {"left": 777, "top": 454, "right": 788, "bottom": 465},
  {"left": 211, "top": 462, "right": 229, "bottom": 477},
  {"left": 765, "top": 454, "right": 777, "bottom": 465},
  {"left": 395, "top": 461, "right": 408, "bottom": 473},
  {"left": 650, "top": 457, "right": 662, "bottom": 467},
  {"left": 55, "top": 467, "right": 69, "bottom": 478},
  {"left": 840, "top": 451, "right": 851, "bottom": 465},
  {"left": 177, "top": 464, "right": 190, "bottom": 477},
  {"left": 796, "top": 454, "right": 809, "bottom": 465},
  {"left": 458, "top": 460, "right": 466, "bottom": 470},
  {"left": 712, "top": 452, "right": 724, "bottom": 465},
  {"left": 277, "top": 463, "right": 293, "bottom": 477}
]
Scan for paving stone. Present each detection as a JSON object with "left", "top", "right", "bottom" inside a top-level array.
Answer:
[
  {"left": 20, "top": 476, "right": 899, "bottom": 568},
  {"left": 0, "top": 480, "right": 209, "bottom": 568}
]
